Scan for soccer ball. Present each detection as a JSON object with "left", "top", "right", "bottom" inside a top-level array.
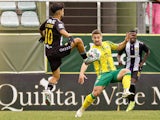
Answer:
[
  {"left": 84, "top": 48, "right": 101, "bottom": 64},
  {"left": 87, "top": 48, "right": 101, "bottom": 59}
]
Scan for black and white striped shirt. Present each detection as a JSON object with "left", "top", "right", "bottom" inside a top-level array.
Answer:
[{"left": 118, "top": 40, "right": 149, "bottom": 72}]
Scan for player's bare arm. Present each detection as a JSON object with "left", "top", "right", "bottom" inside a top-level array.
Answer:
[
  {"left": 59, "top": 29, "right": 72, "bottom": 38},
  {"left": 78, "top": 63, "right": 88, "bottom": 85},
  {"left": 117, "top": 54, "right": 123, "bottom": 66},
  {"left": 139, "top": 49, "right": 150, "bottom": 67},
  {"left": 117, "top": 32, "right": 130, "bottom": 51}
]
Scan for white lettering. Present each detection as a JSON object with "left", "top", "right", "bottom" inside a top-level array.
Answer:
[
  {"left": 19, "top": 92, "right": 32, "bottom": 106},
  {"left": 80, "top": 95, "right": 100, "bottom": 106},
  {"left": 92, "top": 97, "right": 100, "bottom": 105},
  {"left": 115, "top": 92, "right": 128, "bottom": 105},
  {"left": 0, "top": 84, "right": 23, "bottom": 111},
  {"left": 112, "top": 53, "right": 146, "bottom": 66},
  {"left": 47, "top": 19, "right": 56, "bottom": 24},
  {"left": 102, "top": 87, "right": 117, "bottom": 105},
  {"left": 64, "top": 91, "right": 78, "bottom": 105},
  {"left": 152, "top": 87, "right": 160, "bottom": 105},
  {"left": 56, "top": 89, "right": 64, "bottom": 106},
  {"left": 33, "top": 92, "right": 40, "bottom": 105},
  {"left": 135, "top": 92, "right": 145, "bottom": 105}
]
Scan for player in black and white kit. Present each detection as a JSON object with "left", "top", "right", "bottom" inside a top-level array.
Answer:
[
  {"left": 39, "top": 3, "right": 92, "bottom": 104},
  {"left": 117, "top": 29, "right": 150, "bottom": 111}
]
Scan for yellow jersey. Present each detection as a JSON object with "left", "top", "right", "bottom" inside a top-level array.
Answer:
[{"left": 91, "top": 41, "right": 118, "bottom": 75}]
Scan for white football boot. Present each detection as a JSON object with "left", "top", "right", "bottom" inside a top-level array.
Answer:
[
  {"left": 75, "top": 107, "right": 85, "bottom": 117},
  {"left": 122, "top": 89, "right": 134, "bottom": 98}
]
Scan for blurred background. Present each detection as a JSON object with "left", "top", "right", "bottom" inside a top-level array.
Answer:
[
  {"left": 0, "top": 0, "right": 160, "bottom": 34},
  {"left": 0, "top": 0, "right": 159, "bottom": 111}
]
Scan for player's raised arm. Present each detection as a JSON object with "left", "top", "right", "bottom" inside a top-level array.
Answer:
[{"left": 117, "top": 32, "right": 130, "bottom": 51}]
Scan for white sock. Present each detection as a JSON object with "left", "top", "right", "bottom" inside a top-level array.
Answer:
[
  {"left": 123, "top": 88, "right": 129, "bottom": 93},
  {"left": 48, "top": 76, "right": 53, "bottom": 82}
]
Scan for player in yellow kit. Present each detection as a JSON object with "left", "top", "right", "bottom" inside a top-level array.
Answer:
[{"left": 75, "top": 29, "right": 133, "bottom": 117}]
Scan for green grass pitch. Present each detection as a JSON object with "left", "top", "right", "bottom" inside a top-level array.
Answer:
[{"left": 0, "top": 110, "right": 159, "bottom": 120}]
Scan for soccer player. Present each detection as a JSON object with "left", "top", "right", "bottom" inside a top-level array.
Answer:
[
  {"left": 75, "top": 29, "right": 133, "bottom": 117},
  {"left": 39, "top": 3, "right": 92, "bottom": 104},
  {"left": 117, "top": 29, "right": 150, "bottom": 111}
]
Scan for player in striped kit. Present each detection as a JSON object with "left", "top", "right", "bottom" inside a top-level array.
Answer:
[{"left": 117, "top": 29, "right": 150, "bottom": 111}]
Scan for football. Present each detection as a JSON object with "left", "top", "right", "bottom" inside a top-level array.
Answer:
[
  {"left": 84, "top": 48, "right": 101, "bottom": 64},
  {"left": 87, "top": 48, "right": 101, "bottom": 59}
]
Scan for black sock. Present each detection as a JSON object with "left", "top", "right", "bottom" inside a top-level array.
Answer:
[
  {"left": 128, "top": 84, "right": 136, "bottom": 102},
  {"left": 80, "top": 52, "right": 87, "bottom": 59}
]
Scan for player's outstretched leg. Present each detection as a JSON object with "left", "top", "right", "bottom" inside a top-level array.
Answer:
[
  {"left": 75, "top": 93, "right": 96, "bottom": 117},
  {"left": 71, "top": 38, "right": 87, "bottom": 59},
  {"left": 75, "top": 86, "right": 103, "bottom": 117},
  {"left": 71, "top": 37, "right": 100, "bottom": 64}
]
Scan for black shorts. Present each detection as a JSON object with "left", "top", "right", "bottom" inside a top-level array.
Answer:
[
  {"left": 46, "top": 43, "right": 71, "bottom": 71},
  {"left": 132, "top": 71, "right": 141, "bottom": 80}
]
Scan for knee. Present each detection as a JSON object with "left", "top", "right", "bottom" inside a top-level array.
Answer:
[
  {"left": 74, "top": 37, "right": 83, "bottom": 44},
  {"left": 92, "top": 88, "right": 102, "bottom": 97},
  {"left": 122, "top": 68, "right": 131, "bottom": 75}
]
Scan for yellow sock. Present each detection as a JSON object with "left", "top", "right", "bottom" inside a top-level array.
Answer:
[
  {"left": 122, "top": 73, "right": 131, "bottom": 89},
  {"left": 82, "top": 94, "right": 96, "bottom": 110}
]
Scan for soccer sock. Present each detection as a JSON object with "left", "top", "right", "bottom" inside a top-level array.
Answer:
[
  {"left": 47, "top": 77, "right": 56, "bottom": 90},
  {"left": 47, "top": 84, "right": 54, "bottom": 90},
  {"left": 82, "top": 93, "right": 96, "bottom": 110},
  {"left": 128, "top": 84, "right": 136, "bottom": 102},
  {"left": 122, "top": 73, "right": 131, "bottom": 89},
  {"left": 80, "top": 52, "right": 87, "bottom": 59}
]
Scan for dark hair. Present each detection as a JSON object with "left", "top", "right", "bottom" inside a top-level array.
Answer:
[
  {"left": 50, "top": 2, "right": 64, "bottom": 14},
  {"left": 129, "top": 28, "right": 138, "bottom": 33},
  {"left": 92, "top": 29, "right": 102, "bottom": 35}
]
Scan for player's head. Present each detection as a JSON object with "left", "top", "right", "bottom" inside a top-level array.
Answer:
[
  {"left": 91, "top": 29, "right": 103, "bottom": 46},
  {"left": 50, "top": 2, "right": 64, "bottom": 18},
  {"left": 129, "top": 29, "right": 137, "bottom": 43}
]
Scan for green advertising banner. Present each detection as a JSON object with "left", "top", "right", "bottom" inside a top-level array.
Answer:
[
  {"left": 46, "top": 34, "right": 160, "bottom": 74},
  {"left": 0, "top": 34, "right": 159, "bottom": 73}
]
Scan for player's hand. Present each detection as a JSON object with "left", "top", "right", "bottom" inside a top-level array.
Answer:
[
  {"left": 124, "top": 32, "right": 131, "bottom": 42},
  {"left": 39, "top": 37, "right": 45, "bottom": 43},
  {"left": 139, "top": 62, "right": 144, "bottom": 68},
  {"left": 78, "top": 73, "right": 87, "bottom": 85},
  {"left": 118, "top": 60, "right": 123, "bottom": 66}
]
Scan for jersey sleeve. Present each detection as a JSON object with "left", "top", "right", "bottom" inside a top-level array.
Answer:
[
  {"left": 55, "top": 20, "right": 65, "bottom": 32},
  {"left": 107, "top": 41, "right": 118, "bottom": 50}
]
